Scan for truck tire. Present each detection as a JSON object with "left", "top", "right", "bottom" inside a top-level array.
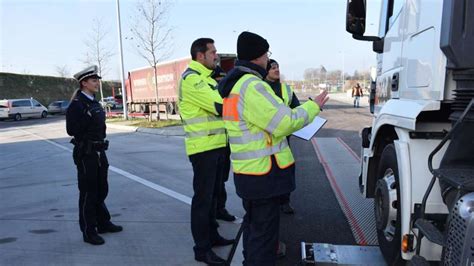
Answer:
[
  {"left": 374, "top": 144, "right": 403, "bottom": 264},
  {"left": 166, "top": 102, "right": 174, "bottom": 114},
  {"left": 173, "top": 102, "right": 179, "bottom": 115}
]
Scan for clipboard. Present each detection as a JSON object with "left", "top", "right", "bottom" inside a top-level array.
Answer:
[{"left": 291, "top": 116, "right": 327, "bottom": 141}]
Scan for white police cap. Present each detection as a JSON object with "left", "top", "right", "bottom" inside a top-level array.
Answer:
[{"left": 74, "top": 65, "right": 102, "bottom": 82}]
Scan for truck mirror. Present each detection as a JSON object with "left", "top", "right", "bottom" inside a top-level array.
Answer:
[{"left": 346, "top": 0, "right": 366, "bottom": 35}]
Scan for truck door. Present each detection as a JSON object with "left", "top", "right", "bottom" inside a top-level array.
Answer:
[
  {"left": 376, "top": 0, "right": 405, "bottom": 112},
  {"left": 399, "top": 0, "right": 447, "bottom": 101}
]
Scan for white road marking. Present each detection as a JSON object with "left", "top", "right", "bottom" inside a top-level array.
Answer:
[{"left": 19, "top": 128, "right": 192, "bottom": 206}]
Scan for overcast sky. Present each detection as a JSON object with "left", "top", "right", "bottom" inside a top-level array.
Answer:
[{"left": 1, "top": 0, "right": 382, "bottom": 80}]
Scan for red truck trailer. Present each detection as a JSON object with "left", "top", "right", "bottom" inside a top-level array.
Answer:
[{"left": 126, "top": 54, "right": 236, "bottom": 115}]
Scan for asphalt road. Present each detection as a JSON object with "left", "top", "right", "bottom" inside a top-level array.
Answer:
[{"left": 278, "top": 101, "right": 373, "bottom": 265}]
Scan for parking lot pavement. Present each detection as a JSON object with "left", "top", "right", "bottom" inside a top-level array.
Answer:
[
  {"left": 1, "top": 97, "right": 373, "bottom": 265},
  {"left": 0, "top": 118, "right": 242, "bottom": 265}
]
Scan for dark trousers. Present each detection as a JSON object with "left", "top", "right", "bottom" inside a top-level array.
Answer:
[
  {"left": 217, "top": 146, "right": 231, "bottom": 211},
  {"left": 242, "top": 196, "right": 280, "bottom": 266},
  {"left": 279, "top": 193, "right": 290, "bottom": 205},
  {"left": 75, "top": 150, "right": 111, "bottom": 235},
  {"left": 189, "top": 147, "right": 226, "bottom": 256}
]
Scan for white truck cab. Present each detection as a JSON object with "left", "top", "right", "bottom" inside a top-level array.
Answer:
[{"left": 346, "top": 0, "right": 473, "bottom": 264}]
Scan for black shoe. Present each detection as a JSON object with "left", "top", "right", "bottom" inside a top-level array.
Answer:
[
  {"left": 195, "top": 250, "right": 227, "bottom": 265},
  {"left": 97, "top": 222, "right": 123, "bottom": 234},
  {"left": 212, "top": 236, "right": 235, "bottom": 247},
  {"left": 83, "top": 233, "right": 105, "bottom": 245},
  {"left": 216, "top": 209, "right": 236, "bottom": 222},
  {"left": 212, "top": 219, "right": 220, "bottom": 228},
  {"left": 281, "top": 203, "right": 295, "bottom": 214}
]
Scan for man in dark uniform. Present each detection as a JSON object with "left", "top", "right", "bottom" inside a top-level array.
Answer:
[{"left": 66, "top": 65, "right": 122, "bottom": 245}]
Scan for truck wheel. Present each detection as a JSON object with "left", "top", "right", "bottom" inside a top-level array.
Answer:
[
  {"left": 374, "top": 144, "right": 403, "bottom": 264},
  {"left": 14, "top": 113, "right": 22, "bottom": 121},
  {"left": 166, "top": 102, "right": 174, "bottom": 114},
  {"left": 173, "top": 102, "right": 179, "bottom": 115}
]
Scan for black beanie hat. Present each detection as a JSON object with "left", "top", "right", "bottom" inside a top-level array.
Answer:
[
  {"left": 237, "top": 31, "right": 269, "bottom": 61},
  {"left": 266, "top": 59, "right": 279, "bottom": 71}
]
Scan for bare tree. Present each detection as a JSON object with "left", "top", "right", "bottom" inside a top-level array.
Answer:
[
  {"left": 130, "top": 0, "right": 173, "bottom": 120},
  {"left": 55, "top": 64, "right": 70, "bottom": 78},
  {"left": 82, "top": 17, "right": 115, "bottom": 103}
]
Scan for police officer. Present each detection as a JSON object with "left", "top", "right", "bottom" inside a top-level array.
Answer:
[
  {"left": 218, "top": 32, "right": 329, "bottom": 266},
  {"left": 265, "top": 59, "right": 300, "bottom": 215},
  {"left": 66, "top": 65, "right": 122, "bottom": 245},
  {"left": 179, "top": 38, "right": 234, "bottom": 265}
]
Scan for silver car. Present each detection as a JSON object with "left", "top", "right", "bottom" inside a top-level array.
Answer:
[{"left": 48, "top": 100, "right": 70, "bottom": 114}]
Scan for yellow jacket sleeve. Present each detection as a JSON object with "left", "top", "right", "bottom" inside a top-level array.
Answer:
[
  {"left": 181, "top": 74, "right": 222, "bottom": 115},
  {"left": 243, "top": 80, "right": 320, "bottom": 138}
]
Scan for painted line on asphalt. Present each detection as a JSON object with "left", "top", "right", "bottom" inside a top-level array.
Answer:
[
  {"left": 311, "top": 137, "right": 369, "bottom": 245},
  {"left": 336, "top": 137, "right": 361, "bottom": 162},
  {"left": 19, "top": 129, "right": 192, "bottom": 206},
  {"left": 109, "top": 166, "right": 191, "bottom": 205}
]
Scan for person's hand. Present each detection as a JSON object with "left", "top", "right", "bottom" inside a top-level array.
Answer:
[{"left": 314, "top": 90, "right": 329, "bottom": 109}]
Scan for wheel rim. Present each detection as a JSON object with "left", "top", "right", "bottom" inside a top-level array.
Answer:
[
  {"left": 15, "top": 114, "right": 20, "bottom": 120},
  {"left": 375, "top": 169, "right": 398, "bottom": 242}
]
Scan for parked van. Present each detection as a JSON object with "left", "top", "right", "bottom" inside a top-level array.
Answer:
[
  {"left": 48, "top": 100, "right": 70, "bottom": 114},
  {"left": 0, "top": 98, "right": 48, "bottom": 121}
]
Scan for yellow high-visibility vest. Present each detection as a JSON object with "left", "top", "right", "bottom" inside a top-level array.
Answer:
[
  {"left": 223, "top": 73, "right": 320, "bottom": 175},
  {"left": 178, "top": 60, "right": 227, "bottom": 155}
]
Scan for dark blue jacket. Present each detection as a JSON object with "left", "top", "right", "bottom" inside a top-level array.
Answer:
[{"left": 66, "top": 91, "right": 106, "bottom": 142}]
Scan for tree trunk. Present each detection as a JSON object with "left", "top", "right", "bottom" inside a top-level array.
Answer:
[
  {"left": 149, "top": 103, "right": 152, "bottom": 122},
  {"left": 153, "top": 66, "right": 160, "bottom": 121}
]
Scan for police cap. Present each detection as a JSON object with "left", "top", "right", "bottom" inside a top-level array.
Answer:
[{"left": 74, "top": 65, "right": 102, "bottom": 82}]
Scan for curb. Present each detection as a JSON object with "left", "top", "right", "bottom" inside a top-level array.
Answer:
[
  {"left": 136, "top": 126, "right": 185, "bottom": 136},
  {"left": 106, "top": 123, "right": 138, "bottom": 132},
  {"left": 107, "top": 123, "right": 184, "bottom": 136}
]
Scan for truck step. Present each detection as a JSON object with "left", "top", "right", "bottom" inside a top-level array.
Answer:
[
  {"left": 414, "top": 219, "right": 445, "bottom": 246},
  {"left": 300, "top": 242, "right": 385, "bottom": 265},
  {"left": 407, "top": 255, "right": 430, "bottom": 266},
  {"left": 434, "top": 168, "right": 474, "bottom": 191}
]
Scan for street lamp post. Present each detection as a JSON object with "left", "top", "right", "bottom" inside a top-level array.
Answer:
[
  {"left": 339, "top": 51, "right": 345, "bottom": 91},
  {"left": 116, "top": 0, "right": 128, "bottom": 120}
]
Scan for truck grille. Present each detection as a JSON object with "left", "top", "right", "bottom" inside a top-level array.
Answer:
[
  {"left": 443, "top": 193, "right": 474, "bottom": 265},
  {"left": 451, "top": 69, "right": 474, "bottom": 121}
]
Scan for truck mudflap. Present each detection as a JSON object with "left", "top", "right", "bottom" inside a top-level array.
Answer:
[{"left": 300, "top": 242, "right": 385, "bottom": 265}]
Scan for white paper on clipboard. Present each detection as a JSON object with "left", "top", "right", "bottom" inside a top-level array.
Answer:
[{"left": 291, "top": 116, "right": 327, "bottom": 141}]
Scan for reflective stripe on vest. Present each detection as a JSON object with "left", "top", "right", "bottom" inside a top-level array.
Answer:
[
  {"left": 183, "top": 116, "right": 221, "bottom": 125},
  {"left": 228, "top": 131, "right": 265, "bottom": 144},
  {"left": 179, "top": 68, "right": 200, "bottom": 101},
  {"left": 185, "top": 128, "right": 226, "bottom": 138},
  {"left": 253, "top": 83, "right": 310, "bottom": 132},
  {"left": 230, "top": 140, "right": 289, "bottom": 160},
  {"left": 283, "top": 83, "right": 293, "bottom": 106}
]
